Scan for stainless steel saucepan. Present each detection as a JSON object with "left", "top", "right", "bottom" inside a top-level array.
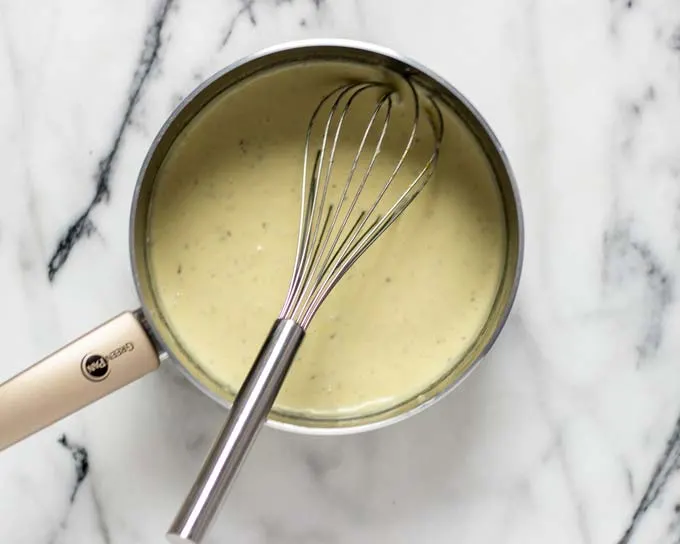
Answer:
[{"left": 0, "top": 40, "right": 523, "bottom": 460}]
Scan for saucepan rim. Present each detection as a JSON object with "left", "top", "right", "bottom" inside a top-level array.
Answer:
[{"left": 129, "top": 38, "right": 525, "bottom": 435}]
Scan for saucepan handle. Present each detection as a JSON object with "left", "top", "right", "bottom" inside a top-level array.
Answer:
[{"left": 0, "top": 311, "right": 159, "bottom": 451}]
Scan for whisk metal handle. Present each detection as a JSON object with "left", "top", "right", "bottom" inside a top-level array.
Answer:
[{"left": 166, "top": 319, "right": 304, "bottom": 544}]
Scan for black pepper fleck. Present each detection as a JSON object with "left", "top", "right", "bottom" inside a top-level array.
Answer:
[{"left": 177, "top": 264, "right": 182, "bottom": 275}]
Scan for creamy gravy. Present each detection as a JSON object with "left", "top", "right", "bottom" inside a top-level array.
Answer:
[{"left": 148, "top": 63, "right": 506, "bottom": 419}]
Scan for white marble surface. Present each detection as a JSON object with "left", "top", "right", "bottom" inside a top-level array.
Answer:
[{"left": 1, "top": 0, "right": 680, "bottom": 542}]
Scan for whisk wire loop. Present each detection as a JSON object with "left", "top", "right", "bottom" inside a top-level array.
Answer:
[
  {"left": 292, "top": 86, "right": 394, "bottom": 322},
  {"left": 279, "top": 77, "right": 444, "bottom": 328}
]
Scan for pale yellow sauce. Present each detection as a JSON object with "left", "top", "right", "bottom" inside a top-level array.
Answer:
[{"left": 148, "top": 63, "right": 506, "bottom": 419}]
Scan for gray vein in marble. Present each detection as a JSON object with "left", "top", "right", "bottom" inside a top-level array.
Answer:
[
  {"left": 241, "top": 0, "right": 257, "bottom": 23},
  {"left": 515, "top": 316, "right": 592, "bottom": 544},
  {"left": 671, "top": 26, "right": 680, "bottom": 51},
  {"left": 602, "top": 221, "right": 674, "bottom": 361},
  {"left": 221, "top": 0, "right": 258, "bottom": 48},
  {"left": 46, "top": 434, "right": 90, "bottom": 544},
  {"left": 46, "top": 0, "right": 175, "bottom": 282},
  {"left": 676, "top": 194, "right": 680, "bottom": 250},
  {"left": 304, "top": 447, "right": 342, "bottom": 480},
  {"left": 616, "top": 413, "right": 680, "bottom": 544},
  {"left": 220, "top": 0, "right": 329, "bottom": 47},
  {"left": 609, "top": 0, "right": 636, "bottom": 36},
  {"left": 303, "top": 441, "right": 373, "bottom": 525},
  {"left": 57, "top": 434, "right": 89, "bottom": 503},
  {"left": 618, "top": 87, "right": 656, "bottom": 156},
  {"left": 0, "top": 10, "right": 50, "bottom": 263},
  {"left": 91, "top": 480, "right": 112, "bottom": 544},
  {"left": 51, "top": 434, "right": 112, "bottom": 544},
  {"left": 669, "top": 506, "right": 680, "bottom": 544},
  {"left": 603, "top": 48, "right": 677, "bottom": 361},
  {"left": 625, "top": 465, "right": 635, "bottom": 495},
  {"left": 557, "top": 437, "right": 593, "bottom": 544}
]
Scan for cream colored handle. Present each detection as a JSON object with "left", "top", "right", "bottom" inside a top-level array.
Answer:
[{"left": 0, "top": 311, "right": 159, "bottom": 451}]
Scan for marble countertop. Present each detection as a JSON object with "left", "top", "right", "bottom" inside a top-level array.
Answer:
[{"left": 2, "top": 0, "right": 680, "bottom": 543}]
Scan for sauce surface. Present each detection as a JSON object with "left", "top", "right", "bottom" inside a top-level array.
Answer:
[{"left": 148, "top": 63, "right": 506, "bottom": 419}]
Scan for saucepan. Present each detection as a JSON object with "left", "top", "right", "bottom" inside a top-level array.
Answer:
[{"left": 0, "top": 36, "right": 523, "bottom": 527}]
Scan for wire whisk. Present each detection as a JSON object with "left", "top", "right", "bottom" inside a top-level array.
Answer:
[
  {"left": 169, "top": 77, "right": 444, "bottom": 544},
  {"left": 282, "top": 79, "right": 444, "bottom": 328}
]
